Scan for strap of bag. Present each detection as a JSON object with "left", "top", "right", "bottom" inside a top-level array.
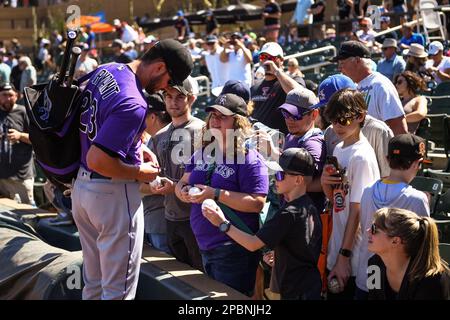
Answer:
[{"left": 205, "top": 162, "right": 254, "bottom": 235}]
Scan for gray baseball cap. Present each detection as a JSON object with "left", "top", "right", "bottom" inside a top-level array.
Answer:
[{"left": 278, "top": 87, "right": 319, "bottom": 117}]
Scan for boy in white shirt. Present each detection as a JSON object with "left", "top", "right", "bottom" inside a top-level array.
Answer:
[{"left": 321, "top": 88, "right": 380, "bottom": 299}]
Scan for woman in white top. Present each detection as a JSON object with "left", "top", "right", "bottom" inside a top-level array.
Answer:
[{"left": 394, "top": 71, "right": 428, "bottom": 134}]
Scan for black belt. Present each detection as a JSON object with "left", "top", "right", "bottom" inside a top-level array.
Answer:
[{"left": 90, "top": 172, "right": 111, "bottom": 180}]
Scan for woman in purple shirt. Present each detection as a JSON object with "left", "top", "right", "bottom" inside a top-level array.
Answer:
[{"left": 175, "top": 94, "right": 269, "bottom": 296}]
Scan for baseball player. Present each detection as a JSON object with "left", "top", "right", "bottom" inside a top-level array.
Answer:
[{"left": 71, "top": 39, "right": 193, "bottom": 300}]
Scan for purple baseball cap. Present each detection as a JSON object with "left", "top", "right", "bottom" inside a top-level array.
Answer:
[
  {"left": 278, "top": 87, "right": 319, "bottom": 117},
  {"left": 312, "top": 74, "right": 357, "bottom": 109}
]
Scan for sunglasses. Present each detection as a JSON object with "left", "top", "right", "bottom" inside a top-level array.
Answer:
[
  {"left": 259, "top": 53, "right": 278, "bottom": 62},
  {"left": 370, "top": 223, "right": 388, "bottom": 235},
  {"left": 281, "top": 109, "right": 311, "bottom": 121},
  {"left": 395, "top": 79, "right": 404, "bottom": 85},
  {"left": 275, "top": 171, "right": 301, "bottom": 181},
  {"left": 360, "top": 24, "right": 369, "bottom": 27},
  {"left": 331, "top": 116, "right": 356, "bottom": 126}
]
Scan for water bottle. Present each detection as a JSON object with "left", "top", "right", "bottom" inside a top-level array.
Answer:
[{"left": 14, "top": 193, "right": 22, "bottom": 204}]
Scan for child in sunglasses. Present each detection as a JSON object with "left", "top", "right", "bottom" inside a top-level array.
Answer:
[
  {"left": 321, "top": 88, "right": 380, "bottom": 300},
  {"left": 202, "top": 147, "right": 322, "bottom": 300}
]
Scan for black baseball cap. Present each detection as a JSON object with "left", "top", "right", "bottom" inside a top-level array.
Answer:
[
  {"left": 146, "top": 91, "right": 166, "bottom": 112},
  {"left": 152, "top": 39, "right": 194, "bottom": 86},
  {"left": 271, "top": 148, "right": 315, "bottom": 176},
  {"left": 331, "top": 40, "right": 371, "bottom": 62},
  {"left": 211, "top": 80, "right": 251, "bottom": 103},
  {"left": 172, "top": 77, "right": 194, "bottom": 96},
  {"left": 388, "top": 133, "right": 430, "bottom": 162},
  {"left": 206, "top": 93, "right": 248, "bottom": 117},
  {"left": 0, "top": 83, "right": 16, "bottom": 92}
]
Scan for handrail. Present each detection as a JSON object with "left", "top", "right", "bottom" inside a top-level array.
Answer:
[
  {"left": 254, "top": 45, "right": 337, "bottom": 70},
  {"left": 193, "top": 75, "right": 211, "bottom": 97}
]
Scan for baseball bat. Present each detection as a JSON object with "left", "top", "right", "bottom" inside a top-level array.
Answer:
[
  {"left": 57, "top": 29, "right": 79, "bottom": 86},
  {"left": 66, "top": 46, "right": 82, "bottom": 87}
]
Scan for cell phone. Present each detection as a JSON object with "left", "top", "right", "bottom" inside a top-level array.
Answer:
[{"left": 325, "top": 156, "right": 340, "bottom": 177}]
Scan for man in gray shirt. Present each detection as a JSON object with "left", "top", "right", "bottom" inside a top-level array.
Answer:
[{"left": 152, "top": 77, "right": 204, "bottom": 270}]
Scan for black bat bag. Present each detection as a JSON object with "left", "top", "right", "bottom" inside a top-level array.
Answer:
[{"left": 23, "top": 29, "right": 91, "bottom": 192}]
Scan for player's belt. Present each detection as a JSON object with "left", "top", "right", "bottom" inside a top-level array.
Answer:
[{"left": 90, "top": 172, "right": 111, "bottom": 180}]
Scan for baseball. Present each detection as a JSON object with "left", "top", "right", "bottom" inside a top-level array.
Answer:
[
  {"left": 202, "top": 199, "right": 217, "bottom": 211},
  {"left": 188, "top": 187, "right": 202, "bottom": 196},
  {"left": 328, "top": 277, "right": 342, "bottom": 294},
  {"left": 149, "top": 176, "right": 162, "bottom": 188}
]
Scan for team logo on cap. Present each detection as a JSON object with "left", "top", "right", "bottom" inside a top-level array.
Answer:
[
  {"left": 318, "top": 89, "right": 326, "bottom": 101},
  {"left": 419, "top": 141, "right": 426, "bottom": 157},
  {"left": 218, "top": 95, "right": 227, "bottom": 105}
]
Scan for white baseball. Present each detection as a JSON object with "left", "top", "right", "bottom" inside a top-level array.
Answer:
[
  {"left": 149, "top": 176, "right": 162, "bottom": 188},
  {"left": 188, "top": 187, "right": 202, "bottom": 196},
  {"left": 202, "top": 199, "right": 217, "bottom": 212}
]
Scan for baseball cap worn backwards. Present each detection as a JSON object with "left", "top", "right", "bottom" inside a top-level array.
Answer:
[
  {"left": 313, "top": 74, "right": 356, "bottom": 109},
  {"left": 388, "top": 133, "right": 429, "bottom": 162},
  {"left": 278, "top": 87, "right": 319, "bottom": 117},
  {"left": 206, "top": 93, "right": 248, "bottom": 117},
  {"left": 271, "top": 148, "right": 315, "bottom": 176},
  {"left": 331, "top": 40, "right": 371, "bottom": 62},
  {"left": 152, "top": 39, "right": 194, "bottom": 86}
]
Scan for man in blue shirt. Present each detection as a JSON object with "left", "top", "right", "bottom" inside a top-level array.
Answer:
[
  {"left": 399, "top": 23, "right": 425, "bottom": 50},
  {"left": 377, "top": 38, "right": 406, "bottom": 82}
]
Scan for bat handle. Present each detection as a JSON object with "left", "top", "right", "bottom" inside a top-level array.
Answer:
[
  {"left": 66, "top": 47, "right": 82, "bottom": 87},
  {"left": 57, "top": 29, "right": 78, "bottom": 86}
]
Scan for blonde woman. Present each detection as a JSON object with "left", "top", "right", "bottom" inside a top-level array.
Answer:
[
  {"left": 175, "top": 93, "right": 269, "bottom": 296},
  {"left": 368, "top": 208, "right": 450, "bottom": 300}
]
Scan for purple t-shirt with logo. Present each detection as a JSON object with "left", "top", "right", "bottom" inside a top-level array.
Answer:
[
  {"left": 185, "top": 149, "right": 269, "bottom": 251},
  {"left": 79, "top": 63, "right": 147, "bottom": 169}
]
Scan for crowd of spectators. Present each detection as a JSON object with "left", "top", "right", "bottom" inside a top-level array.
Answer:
[{"left": 1, "top": 0, "right": 450, "bottom": 300}]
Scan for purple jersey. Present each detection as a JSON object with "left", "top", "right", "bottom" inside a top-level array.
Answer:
[
  {"left": 185, "top": 149, "right": 269, "bottom": 251},
  {"left": 79, "top": 63, "right": 147, "bottom": 169}
]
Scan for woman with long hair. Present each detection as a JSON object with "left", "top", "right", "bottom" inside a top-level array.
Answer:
[
  {"left": 368, "top": 208, "right": 450, "bottom": 300},
  {"left": 175, "top": 93, "right": 269, "bottom": 296},
  {"left": 394, "top": 71, "right": 428, "bottom": 134}
]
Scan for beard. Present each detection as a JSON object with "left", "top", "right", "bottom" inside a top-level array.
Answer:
[{"left": 145, "top": 72, "right": 167, "bottom": 94}]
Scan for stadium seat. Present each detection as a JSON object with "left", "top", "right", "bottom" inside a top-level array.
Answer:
[
  {"left": 439, "top": 243, "right": 450, "bottom": 263},
  {"left": 433, "top": 82, "right": 450, "bottom": 96},
  {"left": 410, "top": 176, "right": 443, "bottom": 214},
  {"left": 420, "top": 114, "right": 447, "bottom": 148},
  {"left": 428, "top": 170, "right": 450, "bottom": 192},
  {"left": 435, "top": 190, "right": 450, "bottom": 216}
]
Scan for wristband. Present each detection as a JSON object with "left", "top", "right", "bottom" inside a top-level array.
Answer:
[{"left": 214, "top": 188, "right": 221, "bottom": 202}]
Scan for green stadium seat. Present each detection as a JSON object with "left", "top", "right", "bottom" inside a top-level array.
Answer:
[{"left": 410, "top": 176, "right": 443, "bottom": 214}]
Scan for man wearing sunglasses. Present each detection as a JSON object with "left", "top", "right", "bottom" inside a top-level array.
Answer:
[
  {"left": 355, "top": 133, "right": 431, "bottom": 300},
  {"left": 201, "top": 147, "right": 322, "bottom": 300},
  {"left": 251, "top": 42, "right": 305, "bottom": 135},
  {"left": 332, "top": 41, "right": 407, "bottom": 136},
  {"left": 262, "top": 87, "right": 326, "bottom": 213}
]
